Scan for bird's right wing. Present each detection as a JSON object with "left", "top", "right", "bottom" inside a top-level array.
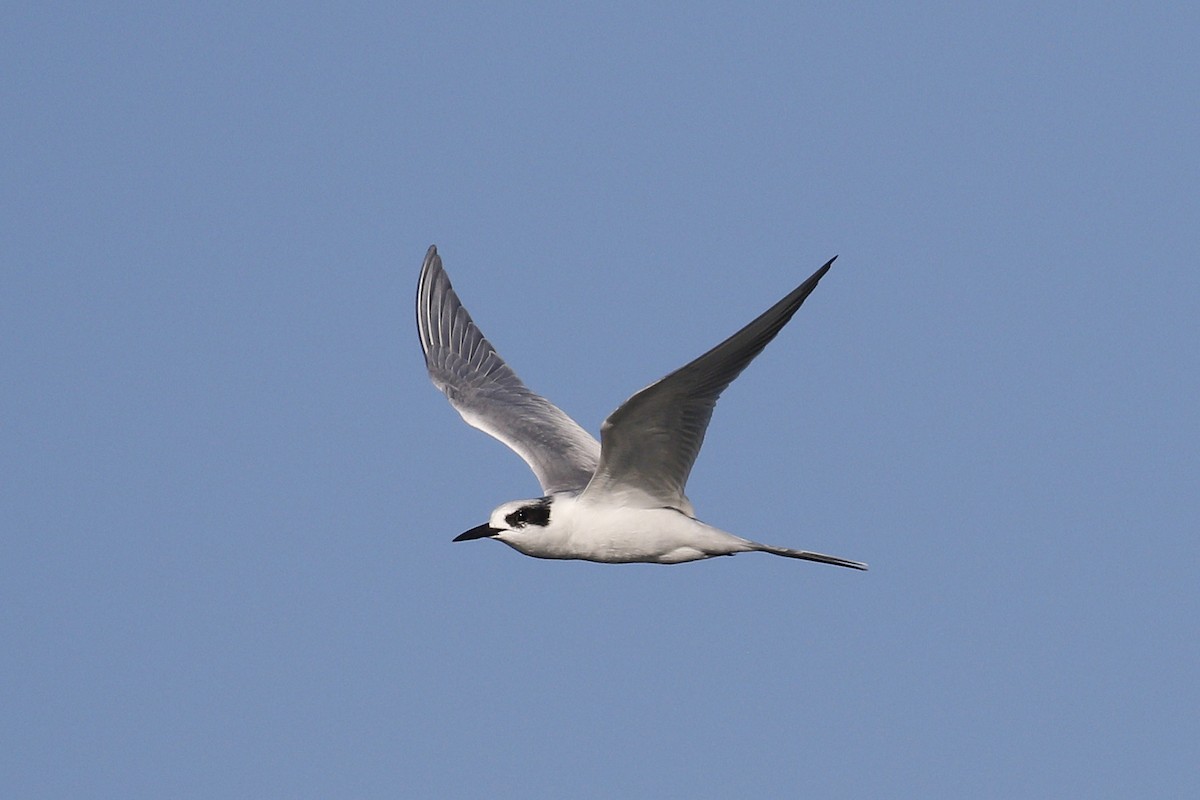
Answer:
[
  {"left": 416, "top": 246, "right": 601, "bottom": 495},
  {"left": 580, "top": 257, "right": 835, "bottom": 513}
]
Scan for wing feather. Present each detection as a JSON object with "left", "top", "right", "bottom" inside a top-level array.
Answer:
[
  {"left": 580, "top": 257, "right": 835, "bottom": 511},
  {"left": 416, "top": 246, "right": 600, "bottom": 495}
]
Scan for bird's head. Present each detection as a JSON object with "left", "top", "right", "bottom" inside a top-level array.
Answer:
[{"left": 453, "top": 497, "right": 554, "bottom": 544}]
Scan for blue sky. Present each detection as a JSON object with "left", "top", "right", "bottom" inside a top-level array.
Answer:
[{"left": 3, "top": 3, "right": 1197, "bottom": 797}]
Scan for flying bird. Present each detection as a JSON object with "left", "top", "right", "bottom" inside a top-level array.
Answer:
[{"left": 416, "top": 245, "right": 866, "bottom": 569}]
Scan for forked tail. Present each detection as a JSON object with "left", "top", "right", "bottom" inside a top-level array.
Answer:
[{"left": 752, "top": 543, "right": 868, "bottom": 570}]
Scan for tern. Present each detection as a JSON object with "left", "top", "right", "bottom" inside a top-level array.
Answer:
[{"left": 416, "top": 245, "right": 866, "bottom": 569}]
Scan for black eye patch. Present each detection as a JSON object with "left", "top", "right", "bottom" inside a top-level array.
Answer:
[{"left": 505, "top": 500, "right": 551, "bottom": 528}]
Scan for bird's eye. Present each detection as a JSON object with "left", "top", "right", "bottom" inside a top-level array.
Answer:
[{"left": 505, "top": 502, "right": 549, "bottom": 529}]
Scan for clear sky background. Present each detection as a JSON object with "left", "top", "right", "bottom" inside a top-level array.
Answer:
[{"left": 3, "top": 4, "right": 1197, "bottom": 798}]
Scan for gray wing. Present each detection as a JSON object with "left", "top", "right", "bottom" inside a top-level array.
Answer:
[
  {"left": 416, "top": 245, "right": 601, "bottom": 495},
  {"left": 579, "top": 257, "right": 836, "bottom": 512}
]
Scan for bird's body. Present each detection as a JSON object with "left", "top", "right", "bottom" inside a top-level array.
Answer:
[
  {"left": 416, "top": 245, "right": 867, "bottom": 571},
  {"left": 483, "top": 496, "right": 755, "bottom": 564}
]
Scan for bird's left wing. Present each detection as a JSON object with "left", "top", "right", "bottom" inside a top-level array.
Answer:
[
  {"left": 579, "top": 257, "right": 835, "bottom": 513},
  {"left": 416, "top": 246, "right": 601, "bottom": 495}
]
